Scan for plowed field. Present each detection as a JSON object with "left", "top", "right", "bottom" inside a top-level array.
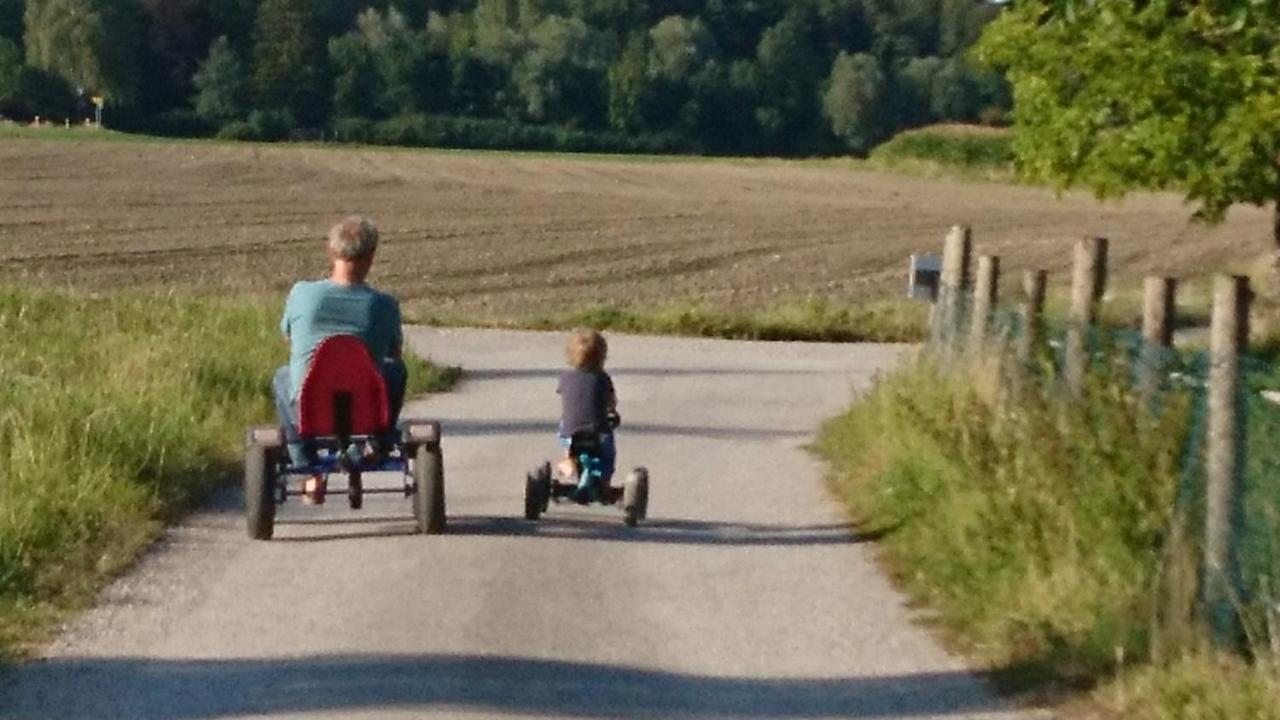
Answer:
[{"left": 0, "top": 138, "right": 1271, "bottom": 320}]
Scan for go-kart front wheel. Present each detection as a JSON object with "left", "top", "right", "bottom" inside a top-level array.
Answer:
[
  {"left": 244, "top": 441, "right": 278, "bottom": 540},
  {"left": 413, "top": 444, "right": 446, "bottom": 534},
  {"left": 622, "top": 467, "right": 649, "bottom": 528}
]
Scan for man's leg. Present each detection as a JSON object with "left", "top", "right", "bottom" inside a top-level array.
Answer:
[
  {"left": 272, "top": 366, "right": 309, "bottom": 466},
  {"left": 380, "top": 359, "right": 408, "bottom": 446}
]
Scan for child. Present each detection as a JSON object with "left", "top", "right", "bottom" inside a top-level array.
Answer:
[{"left": 556, "top": 329, "right": 618, "bottom": 496}]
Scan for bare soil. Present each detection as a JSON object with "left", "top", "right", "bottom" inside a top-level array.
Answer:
[{"left": 0, "top": 138, "right": 1272, "bottom": 321}]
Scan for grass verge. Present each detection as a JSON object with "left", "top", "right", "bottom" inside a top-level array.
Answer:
[
  {"left": 423, "top": 298, "right": 930, "bottom": 344},
  {"left": 0, "top": 285, "right": 455, "bottom": 657},
  {"left": 815, "top": 352, "right": 1279, "bottom": 717}
]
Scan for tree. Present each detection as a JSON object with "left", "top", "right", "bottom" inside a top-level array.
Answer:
[
  {"left": 823, "top": 50, "right": 885, "bottom": 152},
  {"left": 607, "top": 31, "right": 648, "bottom": 133},
  {"left": 0, "top": 35, "right": 20, "bottom": 107},
  {"left": 977, "top": 2, "right": 1280, "bottom": 256},
  {"left": 648, "top": 15, "right": 716, "bottom": 82},
  {"left": 514, "top": 14, "right": 611, "bottom": 125},
  {"left": 140, "top": 0, "right": 212, "bottom": 111},
  {"left": 0, "top": 0, "right": 22, "bottom": 45},
  {"left": 192, "top": 35, "right": 247, "bottom": 125},
  {"left": 900, "top": 55, "right": 981, "bottom": 124},
  {"left": 251, "top": 0, "right": 326, "bottom": 125},
  {"left": 755, "top": 8, "right": 826, "bottom": 153},
  {"left": 24, "top": 0, "right": 145, "bottom": 104}
]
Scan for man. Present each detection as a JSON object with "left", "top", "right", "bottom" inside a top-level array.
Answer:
[{"left": 272, "top": 216, "right": 406, "bottom": 500}]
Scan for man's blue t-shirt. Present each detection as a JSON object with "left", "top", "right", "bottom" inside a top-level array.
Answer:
[{"left": 280, "top": 280, "right": 402, "bottom": 399}]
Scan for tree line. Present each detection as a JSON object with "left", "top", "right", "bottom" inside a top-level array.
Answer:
[{"left": 0, "top": 0, "right": 1009, "bottom": 155}]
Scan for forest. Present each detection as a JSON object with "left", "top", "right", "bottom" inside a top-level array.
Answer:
[{"left": 0, "top": 0, "right": 1009, "bottom": 155}]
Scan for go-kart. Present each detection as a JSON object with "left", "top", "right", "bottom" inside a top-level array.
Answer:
[
  {"left": 524, "top": 414, "right": 649, "bottom": 527},
  {"left": 243, "top": 335, "right": 446, "bottom": 540}
]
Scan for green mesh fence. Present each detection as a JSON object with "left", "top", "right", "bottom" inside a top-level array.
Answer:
[{"left": 932, "top": 294, "right": 1280, "bottom": 640}]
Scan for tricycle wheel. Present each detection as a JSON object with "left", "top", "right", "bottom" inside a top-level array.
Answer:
[
  {"left": 244, "top": 441, "right": 277, "bottom": 540},
  {"left": 348, "top": 470, "right": 363, "bottom": 510},
  {"left": 524, "top": 463, "right": 552, "bottom": 520},
  {"left": 524, "top": 471, "right": 542, "bottom": 520},
  {"left": 622, "top": 467, "right": 649, "bottom": 528},
  {"left": 414, "top": 444, "right": 446, "bottom": 534}
]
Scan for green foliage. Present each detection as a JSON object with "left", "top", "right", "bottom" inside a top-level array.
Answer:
[
  {"left": 869, "top": 124, "right": 1014, "bottom": 173},
  {"left": 192, "top": 36, "right": 247, "bottom": 125},
  {"left": 975, "top": 1, "right": 1280, "bottom": 237},
  {"left": 3, "top": 0, "right": 1009, "bottom": 154},
  {"left": 215, "top": 108, "right": 293, "bottom": 142},
  {"left": 0, "top": 35, "right": 18, "bottom": 105},
  {"left": 0, "top": 288, "right": 280, "bottom": 651},
  {"left": 0, "top": 0, "right": 20, "bottom": 44},
  {"left": 823, "top": 51, "right": 886, "bottom": 153},
  {"left": 9, "top": 63, "right": 71, "bottom": 118},
  {"left": 754, "top": 9, "right": 826, "bottom": 153},
  {"left": 648, "top": 15, "right": 716, "bottom": 82},
  {"left": 606, "top": 32, "right": 647, "bottom": 133},
  {"left": 23, "top": 0, "right": 144, "bottom": 104},
  {"left": 817, "top": 357, "right": 1191, "bottom": 680},
  {"left": 357, "top": 112, "right": 685, "bottom": 154},
  {"left": 1103, "top": 653, "right": 1280, "bottom": 720},
  {"left": 251, "top": 0, "right": 326, "bottom": 126}
]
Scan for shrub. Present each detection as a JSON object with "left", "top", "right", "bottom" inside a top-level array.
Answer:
[{"left": 869, "top": 124, "right": 1014, "bottom": 172}]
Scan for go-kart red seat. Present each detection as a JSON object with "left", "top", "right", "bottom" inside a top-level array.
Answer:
[{"left": 297, "top": 335, "right": 389, "bottom": 439}]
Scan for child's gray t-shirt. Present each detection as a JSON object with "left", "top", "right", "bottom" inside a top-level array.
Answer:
[{"left": 557, "top": 369, "right": 614, "bottom": 435}]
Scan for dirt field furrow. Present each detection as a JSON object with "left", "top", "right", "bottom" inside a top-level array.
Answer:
[{"left": 1, "top": 139, "right": 1272, "bottom": 319}]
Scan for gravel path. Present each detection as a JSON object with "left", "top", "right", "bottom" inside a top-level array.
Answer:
[{"left": 0, "top": 328, "right": 1041, "bottom": 720}]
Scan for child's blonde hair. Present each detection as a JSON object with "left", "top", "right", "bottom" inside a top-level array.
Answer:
[{"left": 565, "top": 328, "right": 607, "bottom": 371}]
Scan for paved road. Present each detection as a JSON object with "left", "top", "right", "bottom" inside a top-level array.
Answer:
[{"left": 0, "top": 329, "right": 1037, "bottom": 720}]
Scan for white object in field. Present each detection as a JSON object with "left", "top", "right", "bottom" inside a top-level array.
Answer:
[{"left": 908, "top": 254, "right": 942, "bottom": 301}]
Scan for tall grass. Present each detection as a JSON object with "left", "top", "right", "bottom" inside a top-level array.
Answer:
[
  {"left": 427, "top": 298, "right": 930, "bottom": 344},
  {"left": 0, "top": 286, "right": 454, "bottom": 654},
  {"left": 816, "top": 349, "right": 1279, "bottom": 716}
]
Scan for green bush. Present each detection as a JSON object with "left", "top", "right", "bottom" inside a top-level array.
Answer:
[
  {"left": 216, "top": 119, "right": 256, "bottom": 141},
  {"left": 869, "top": 125, "right": 1014, "bottom": 172},
  {"left": 364, "top": 113, "right": 687, "bottom": 155}
]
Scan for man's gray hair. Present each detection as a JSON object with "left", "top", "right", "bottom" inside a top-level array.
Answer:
[{"left": 327, "top": 216, "right": 379, "bottom": 260}]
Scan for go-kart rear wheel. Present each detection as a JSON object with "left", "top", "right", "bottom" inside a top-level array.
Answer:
[
  {"left": 414, "top": 444, "right": 446, "bottom": 534},
  {"left": 348, "top": 470, "right": 363, "bottom": 510},
  {"left": 244, "top": 441, "right": 277, "bottom": 540},
  {"left": 622, "top": 467, "right": 649, "bottom": 528}
]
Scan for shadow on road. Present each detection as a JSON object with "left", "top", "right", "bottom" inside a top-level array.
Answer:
[
  {"left": 437, "top": 418, "right": 807, "bottom": 441},
  {"left": 257, "top": 515, "right": 894, "bottom": 546},
  {"left": 463, "top": 365, "right": 827, "bottom": 382},
  {"left": 452, "top": 515, "right": 893, "bottom": 546},
  {"left": 0, "top": 654, "right": 1009, "bottom": 720}
]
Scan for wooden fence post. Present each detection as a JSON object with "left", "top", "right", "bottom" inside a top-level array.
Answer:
[
  {"left": 1205, "top": 274, "right": 1250, "bottom": 647},
  {"left": 1064, "top": 237, "right": 1109, "bottom": 396},
  {"left": 1017, "top": 270, "right": 1047, "bottom": 366},
  {"left": 1139, "top": 277, "right": 1178, "bottom": 407},
  {"left": 929, "top": 225, "right": 972, "bottom": 358},
  {"left": 970, "top": 255, "right": 1000, "bottom": 353}
]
